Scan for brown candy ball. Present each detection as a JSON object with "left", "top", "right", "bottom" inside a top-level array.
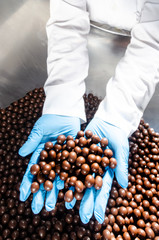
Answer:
[
  {"left": 85, "top": 175, "right": 95, "bottom": 188},
  {"left": 74, "top": 191, "right": 83, "bottom": 201},
  {"left": 62, "top": 160, "right": 71, "bottom": 171},
  {"left": 57, "top": 134, "right": 66, "bottom": 144},
  {"left": 66, "top": 140, "right": 75, "bottom": 150},
  {"left": 64, "top": 190, "right": 74, "bottom": 202},
  {"left": 101, "top": 157, "right": 109, "bottom": 167},
  {"left": 30, "top": 164, "right": 40, "bottom": 175},
  {"left": 85, "top": 130, "right": 93, "bottom": 138},
  {"left": 81, "top": 164, "right": 90, "bottom": 175},
  {"left": 76, "top": 156, "right": 85, "bottom": 167},
  {"left": 100, "top": 137, "right": 108, "bottom": 148},
  {"left": 94, "top": 176, "right": 103, "bottom": 190},
  {"left": 44, "top": 141, "right": 53, "bottom": 150},
  {"left": 69, "top": 176, "right": 77, "bottom": 186},
  {"left": 40, "top": 150, "right": 48, "bottom": 160},
  {"left": 104, "top": 149, "right": 113, "bottom": 158},
  {"left": 42, "top": 164, "right": 51, "bottom": 175},
  {"left": 75, "top": 180, "right": 84, "bottom": 193},
  {"left": 68, "top": 152, "right": 77, "bottom": 163},
  {"left": 78, "top": 137, "right": 87, "bottom": 147},
  {"left": 37, "top": 171, "right": 45, "bottom": 184},
  {"left": 44, "top": 180, "right": 53, "bottom": 191},
  {"left": 109, "top": 158, "right": 117, "bottom": 169},
  {"left": 31, "top": 182, "right": 40, "bottom": 193}
]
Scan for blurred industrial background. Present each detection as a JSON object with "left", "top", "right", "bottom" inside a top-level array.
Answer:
[{"left": 0, "top": 0, "right": 159, "bottom": 132}]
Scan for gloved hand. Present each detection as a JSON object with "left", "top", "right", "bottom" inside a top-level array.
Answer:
[
  {"left": 66, "top": 117, "right": 129, "bottom": 224},
  {"left": 19, "top": 114, "right": 80, "bottom": 214}
]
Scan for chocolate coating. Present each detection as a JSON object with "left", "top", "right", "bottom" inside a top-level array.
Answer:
[
  {"left": 44, "top": 180, "right": 53, "bottom": 191},
  {"left": 85, "top": 174, "right": 95, "bottom": 188},
  {"left": 30, "top": 164, "right": 40, "bottom": 175},
  {"left": 85, "top": 130, "right": 93, "bottom": 138},
  {"left": 81, "top": 164, "right": 90, "bottom": 175},
  {"left": 104, "top": 149, "right": 113, "bottom": 158},
  {"left": 45, "top": 141, "right": 53, "bottom": 150},
  {"left": 100, "top": 137, "right": 108, "bottom": 148},
  {"left": 68, "top": 152, "right": 77, "bottom": 163},
  {"left": 75, "top": 180, "right": 84, "bottom": 193},
  {"left": 31, "top": 182, "right": 39, "bottom": 193},
  {"left": 94, "top": 176, "right": 103, "bottom": 190},
  {"left": 64, "top": 190, "right": 74, "bottom": 202},
  {"left": 57, "top": 135, "right": 66, "bottom": 144},
  {"left": 109, "top": 158, "right": 117, "bottom": 169}
]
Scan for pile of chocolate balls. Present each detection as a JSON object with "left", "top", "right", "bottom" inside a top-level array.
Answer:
[
  {"left": 30, "top": 130, "right": 117, "bottom": 203},
  {"left": 0, "top": 88, "right": 159, "bottom": 240}
]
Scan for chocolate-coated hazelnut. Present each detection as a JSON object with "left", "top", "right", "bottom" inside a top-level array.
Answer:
[
  {"left": 37, "top": 171, "right": 45, "bottom": 184},
  {"left": 85, "top": 130, "right": 93, "bottom": 138},
  {"left": 30, "top": 164, "right": 40, "bottom": 175},
  {"left": 69, "top": 176, "right": 77, "bottom": 186},
  {"left": 104, "top": 149, "right": 113, "bottom": 158},
  {"left": 64, "top": 190, "right": 74, "bottom": 202},
  {"left": 76, "top": 156, "right": 85, "bottom": 167},
  {"left": 74, "top": 191, "right": 83, "bottom": 201},
  {"left": 61, "top": 150, "right": 69, "bottom": 160},
  {"left": 81, "top": 164, "right": 90, "bottom": 175},
  {"left": 31, "top": 182, "right": 39, "bottom": 193},
  {"left": 88, "top": 142, "right": 97, "bottom": 153},
  {"left": 91, "top": 163, "right": 99, "bottom": 173},
  {"left": 85, "top": 174, "right": 95, "bottom": 188},
  {"left": 94, "top": 176, "right": 103, "bottom": 190},
  {"left": 92, "top": 135, "right": 100, "bottom": 144},
  {"left": 87, "top": 154, "right": 96, "bottom": 163},
  {"left": 42, "top": 164, "right": 51, "bottom": 175},
  {"left": 45, "top": 141, "right": 53, "bottom": 150},
  {"left": 101, "top": 156, "right": 109, "bottom": 167},
  {"left": 75, "top": 180, "right": 84, "bottom": 193},
  {"left": 44, "top": 180, "right": 53, "bottom": 191},
  {"left": 109, "top": 158, "right": 117, "bottom": 169},
  {"left": 40, "top": 150, "right": 48, "bottom": 160},
  {"left": 57, "top": 135, "right": 66, "bottom": 144},
  {"left": 68, "top": 152, "right": 77, "bottom": 163},
  {"left": 60, "top": 172, "right": 68, "bottom": 181},
  {"left": 82, "top": 147, "right": 89, "bottom": 157},
  {"left": 49, "top": 150, "right": 56, "bottom": 160},
  {"left": 66, "top": 140, "right": 75, "bottom": 150},
  {"left": 62, "top": 160, "right": 71, "bottom": 171},
  {"left": 77, "top": 130, "right": 85, "bottom": 138}
]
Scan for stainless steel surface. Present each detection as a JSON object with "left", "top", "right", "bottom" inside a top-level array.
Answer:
[
  {"left": 0, "top": 0, "right": 159, "bottom": 132},
  {"left": 0, "top": 0, "right": 49, "bottom": 107}
]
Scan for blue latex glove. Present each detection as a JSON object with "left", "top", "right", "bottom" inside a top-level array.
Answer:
[
  {"left": 19, "top": 114, "right": 80, "bottom": 214},
  {"left": 66, "top": 117, "right": 129, "bottom": 224}
]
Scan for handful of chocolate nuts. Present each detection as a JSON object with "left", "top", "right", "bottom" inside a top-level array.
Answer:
[{"left": 30, "top": 130, "right": 117, "bottom": 203}]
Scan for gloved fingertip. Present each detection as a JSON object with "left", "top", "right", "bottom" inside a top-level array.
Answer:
[
  {"left": 79, "top": 213, "right": 91, "bottom": 224},
  {"left": 94, "top": 210, "right": 105, "bottom": 224},
  {"left": 45, "top": 204, "right": 56, "bottom": 212},
  {"left": 56, "top": 177, "right": 64, "bottom": 190},
  {"left": 115, "top": 169, "right": 128, "bottom": 189},
  {"left": 117, "top": 178, "right": 128, "bottom": 189},
  {"left": 65, "top": 197, "right": 76, "bottom": 209},
  {"left": 31, "top": 204, "right": 42, "bottom": 215},
  {"left": 18, "top": 146, "right": 27, "bottom": 157},
  {"left": 19, "top": 186, "right": 30, "bottom": 202}
]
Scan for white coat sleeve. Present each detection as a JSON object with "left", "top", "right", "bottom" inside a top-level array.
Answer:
[
  {"left": 42, "top": 0, "right": 90, "bottom": 122},
  {"left": 95, "top": 0, "right": 159, "bottom": 137}
]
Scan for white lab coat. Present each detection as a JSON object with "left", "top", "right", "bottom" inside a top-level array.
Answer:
[{"left": 43, "top": 0, "right": 159, "bottom": 137}]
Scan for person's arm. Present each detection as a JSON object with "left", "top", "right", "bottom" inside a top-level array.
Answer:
[
  {"left": 75, "top": 1, "right": 159, "bottom": 224},
  {"left": 19, "top": 0, "right": 90, "bottom": 214},
  {"left": 43, "top": 0, "right": 90, "bottom": 122},
  {"left": 95, "top": 0, "right": 159, "bottom": 137}
]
